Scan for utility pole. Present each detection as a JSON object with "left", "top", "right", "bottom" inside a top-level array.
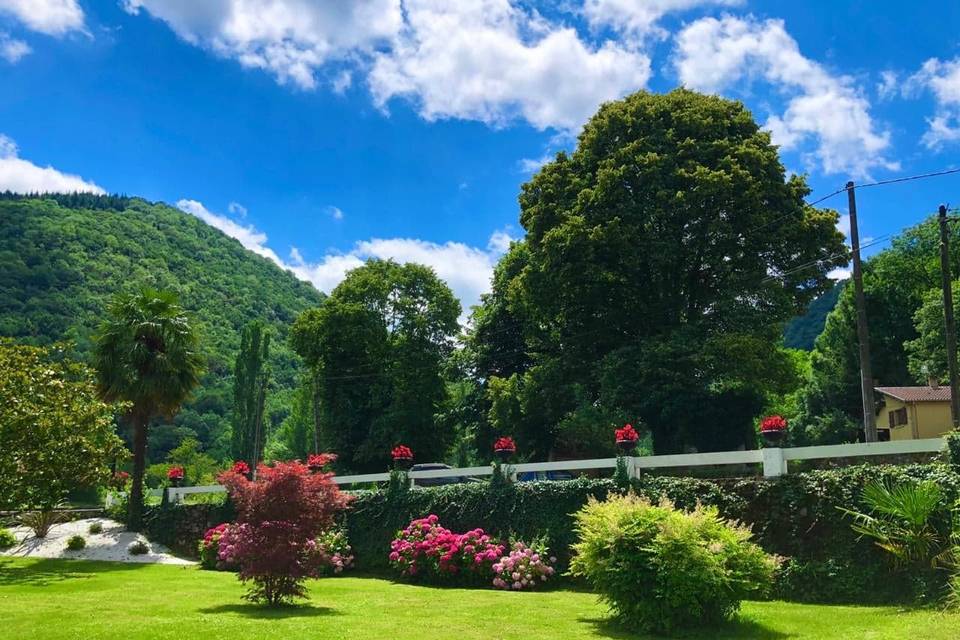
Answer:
[
  {"left": 847, "top": 182, "right": 878, "bottom": 441},
  {"left": 938, "top": 204, "right": 960, "bottom": 427}
]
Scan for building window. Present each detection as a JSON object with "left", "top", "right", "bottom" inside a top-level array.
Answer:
[{"left": 888, "top": 407, "right": 908, "bottom": 428}]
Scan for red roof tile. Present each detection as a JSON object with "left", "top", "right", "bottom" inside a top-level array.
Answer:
[{"left": 875, "top": 386, "right": 952, "bottom": 402}]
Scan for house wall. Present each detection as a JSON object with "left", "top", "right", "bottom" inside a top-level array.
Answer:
[{"left": 878, "top": 396, "right": 953, "bottom": 440}]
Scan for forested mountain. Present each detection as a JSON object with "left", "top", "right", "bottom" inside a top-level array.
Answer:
[
  {"left": 0, "top": 193, "right": 324, "bottom": 462},
  {"left": 784, "top": 282, "right": 844, "bottom": 350}
]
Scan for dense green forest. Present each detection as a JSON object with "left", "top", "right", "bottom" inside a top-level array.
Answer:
[
  {"left": 784, "top": 283, "right": 843, "bottom": 350},
  {"left": 0, "top": 193, "right": 323, "bottom": 463}
]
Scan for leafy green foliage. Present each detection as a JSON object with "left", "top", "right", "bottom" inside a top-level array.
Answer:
[
  {"left": 0, "top": 194, "right": 323, "bottom": 464},
  {"left": 569, "top": 494, "right": 775, "bottom": 633},
  {"left": 467, "top": 89, "right": 845, "bottom": 456},
  {"left": 66, "top": 535, "right": 87, "bottom": 551},
  {"left": 0, "top": 340, "right": 125, "bottom": 511},
  {"left": 841, "top": 480, "right": 957, "bottom": 569},
  {"left": 945, "top": 431, "right": 960, "bottom": 471},
  {"left": 88, "top": 522, "right": 103, "bottom": 535},
  {"left": 292, "top": 260, "right": 460, "bottom": 471},
  {"left": 94, "top": 288, "right": 204, "bottom": 528},
  {"left": 232, "top": 321, "right": 271, "bottom": 468},
  {"left": 905, "top": 282, "right": 960, "bottom": 382},
  {"left": 0, "top": 528, "right": 16, "bottom": 549}
]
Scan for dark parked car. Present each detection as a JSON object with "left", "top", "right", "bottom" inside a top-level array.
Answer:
[
  {"left": 409, "top": 463, "right": 481, "bottom": 486},
  {"left": 515, "top": 470, "right": 575, "bottom": 482}
]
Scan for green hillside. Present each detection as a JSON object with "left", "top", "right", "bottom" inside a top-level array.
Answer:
[
  {"left": 0, "top": 193, "right": 324, "bottom": 461},
  {"left": 784, "top": 282, "right": 844, "bottom": 350}
]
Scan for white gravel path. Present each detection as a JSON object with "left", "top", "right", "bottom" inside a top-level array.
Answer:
[{"left": 1, "top": 517, "right": 194, "bottom": 565}]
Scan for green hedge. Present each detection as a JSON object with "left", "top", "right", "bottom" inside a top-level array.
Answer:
[
  {"left": 343, "top": 464, "right": 960, "bottom": 604},
  {"left": 149, "top": 463, "right": 960, "bottom": 604}
]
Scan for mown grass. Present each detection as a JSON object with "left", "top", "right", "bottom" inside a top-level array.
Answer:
[{"left": 0, "top": 557, "right": 955, "bottom": 639}]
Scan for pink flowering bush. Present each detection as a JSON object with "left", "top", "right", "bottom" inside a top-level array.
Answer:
[
  {"left": 492, "top": 542, "right": 557, "bottom": 590},
  {"left": 198, "top": 523, "right": 237, "bottom": 570},
  {"left": 388, "top": 515, "right": 505, "bottom": 583},
  {"left": 316, "top": 528, "right": 354, "bottom": 575}
]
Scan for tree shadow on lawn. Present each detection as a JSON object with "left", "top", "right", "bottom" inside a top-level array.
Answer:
[
  {"left": 199, "top": 603, "right": 340, "bottom": 619},
  {"left": 580, "top": 615, "right": 792, "bottom": 640},
  {"left": 0, "top": 558, "right": 148, "bottom": 587}
]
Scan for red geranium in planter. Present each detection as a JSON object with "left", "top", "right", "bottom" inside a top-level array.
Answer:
[
  {"left": 614, "top": 424, "right": 640, "bottom": 453},
  {"left": 167, "top": 466, "right": 185, "bottom": 486},
  {"left": 759, "top": 415, "right": 788, "bottom": 446},
  {"left": 391, "top": 445, "right": 414, "bottom": 470},
  {"left": 493, "top": 436, "right": 517, "bottom": 462}
]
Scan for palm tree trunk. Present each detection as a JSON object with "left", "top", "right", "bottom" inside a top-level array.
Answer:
[{"left": 128, "top": 411, "right": 148, "bottom": 530}]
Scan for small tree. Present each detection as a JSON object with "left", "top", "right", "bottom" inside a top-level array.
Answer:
[
  {"left": 232, "top": 321, "right": 271, "bottom": 470},
  {"left": 0, "top": 340, "right": 125, "bottom": 533},
  {"left": 93, "top": 288, "right": 203, "bottom": 529},
  {"left": 218, "top": 458, "right": 352, "bottom": 606}
]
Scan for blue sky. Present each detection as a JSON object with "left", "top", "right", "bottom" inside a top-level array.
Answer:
[{"left": 1, "top": 1, "right": 960, "bottom": 313}]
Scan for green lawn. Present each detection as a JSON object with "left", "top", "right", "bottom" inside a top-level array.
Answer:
[{"left": 0, "top": 557, "right": 955, "bottom": 639}]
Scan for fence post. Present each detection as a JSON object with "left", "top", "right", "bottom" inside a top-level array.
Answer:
[
  {"left": 761, "top": 448, "right": 787, "bottom": 477},
  {"left": 628, "top": 456, "right": 640, "bottom": 479}
]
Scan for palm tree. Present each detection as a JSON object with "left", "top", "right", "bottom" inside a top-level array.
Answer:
[{"left": 94, "top": 288, "right": 203, "bottom": 528}]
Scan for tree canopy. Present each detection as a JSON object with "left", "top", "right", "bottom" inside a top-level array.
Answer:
[
  {"left": 468, "top": 89, "right": 846, "bottom": 456},
  {"left": 292, "top": 260, "right": 461, "bottom": 471},
  {"left": 0, "top": 340, "right": 125, "bottom": 510}
]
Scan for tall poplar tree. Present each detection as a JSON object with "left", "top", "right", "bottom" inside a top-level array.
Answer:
[{"left": 232, "top": 321, "right": 271, "bottom": 469}]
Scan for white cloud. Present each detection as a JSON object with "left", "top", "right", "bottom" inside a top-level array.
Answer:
[
  {"left": 177, "top": 197, "right": 516, "bottom": 314},
  {"left": 583, "top": 0, "right": 742, "bottom": 40},
  {"left": 0, "top": 33, "right": 30, "bottom": 62},
  {"left": 227, "top": 200, "right": 247, "bottom": 217},
  {"left": 124, "top": 0, "right": 655, "bottom": 132},
  {"left": 827, "top": 266, "right": 850, "bottom": 281},
  {"left": 905, "top": 57, "right": 960, "bottom": 149},
  {"left": 368, "top": 0, "right": 650, "bottom": 131},
  {"left": 877, "top": 70, "right": 898, "bottom": 100},
  {"left": 326, "top": 205, "right": 344, "bottom": 221},
  {"left": 0, "top": 133, "right": 104, "bottom": 193},
  {"left": 518, "top": 153, "right": 554, "bottom": 173},
  {"left": 674, "top": 16, "right": 895, "bottom": 177},
  {"left": 292, "top": 234, "right": 516, "bottom": 315},
  {"left": 0, "top": 0, "right": 85, "bottom": 36},
  {"left": 122, "top": 0, "right": 401, "bottom": 90}
]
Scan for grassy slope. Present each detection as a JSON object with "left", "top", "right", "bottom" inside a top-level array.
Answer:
[{"left": 0, "top": 558, "right": 955, "bottom": 639}]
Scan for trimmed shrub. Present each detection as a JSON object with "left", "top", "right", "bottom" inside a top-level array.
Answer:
[
  {"left": 569, "top": 494, "right": 775, "bottom": 634},
  {"left": 88, "top": 521, "right": 103, "bottom": 535},
  {"left": 945, "top": 430, "right": 960, "bottom": 471},
  {"left": 0, "top": 527, "right": 17, "bottom": 549},
  {"left": 66, "top": 535, "right": 86, "bottom": 551},
  {"left": 128, "top": 540, "right": 149, "bottom": 555}
]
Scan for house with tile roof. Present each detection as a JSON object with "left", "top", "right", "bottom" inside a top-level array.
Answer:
[{"left": 874, "top": 381, "right": 953, "bottom": 441}]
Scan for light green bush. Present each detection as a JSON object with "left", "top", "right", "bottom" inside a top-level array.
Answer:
[
  {"left": 66, "top": 535, "right": 86, "bottom": 551},
  {"left": 0, "top": 527, "right": 16, "bottom": 549},
  {"left": 569, "top": 493, "right": 775, "bottom": 634}
]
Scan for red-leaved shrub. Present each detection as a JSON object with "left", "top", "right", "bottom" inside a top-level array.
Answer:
[{"left": 217, "top": 457, "right": 352, "bottom": 605}]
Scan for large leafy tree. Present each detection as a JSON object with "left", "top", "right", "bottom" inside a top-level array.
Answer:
[
  {"left": 292, "top": 260, "right": 460, "bottom": 471},
  {"left": 0, "top": 340, "right": 125, "bottom": 511},
  {"left": 232, "top": 321, "right": 271, "bottom": 469},
  {"left": 94, "top": 288, "right": 203, "bottom": 528},
  {"left": 473, "top": 89, "right": 845, "bottom": 455}
]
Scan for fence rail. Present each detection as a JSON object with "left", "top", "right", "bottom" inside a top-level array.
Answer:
[{"left": 163, "top": 437, "right": 946, "bottom": 503}]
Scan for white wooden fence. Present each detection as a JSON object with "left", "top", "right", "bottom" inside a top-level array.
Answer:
[{"left": 162, "top": 437, "right": 946, "bottom": 503}]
